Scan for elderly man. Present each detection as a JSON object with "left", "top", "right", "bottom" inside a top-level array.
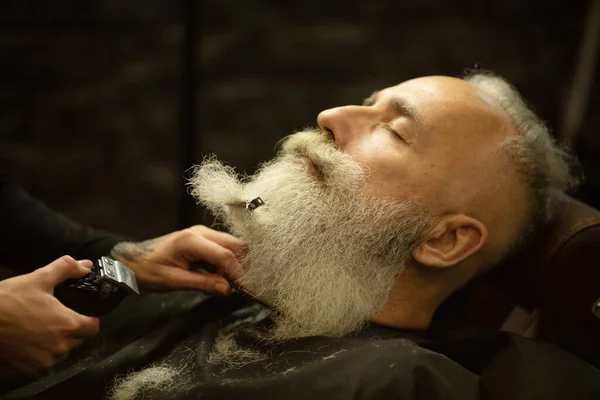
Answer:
[
  {"left": 182, "top": 71, "right": 577, "bottom": 339},
  {"left": 3, "top": 72, "right": 596, "bottom": 399}
]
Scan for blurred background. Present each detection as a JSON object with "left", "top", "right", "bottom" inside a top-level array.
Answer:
[{"left": 0, "top": 0, "right": 598, "bottom": 239}]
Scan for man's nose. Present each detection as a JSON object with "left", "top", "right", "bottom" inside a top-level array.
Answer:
[{"left": 317, "top": 105, "right": 371, "bottom": 148}]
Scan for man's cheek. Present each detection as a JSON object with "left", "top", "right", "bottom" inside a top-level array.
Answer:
[
  {"left": 343, "top": 145, "right": 381, "bottom": 172},
  {"left": 363, "top": 165, "right": 426, "bottom": 201}
]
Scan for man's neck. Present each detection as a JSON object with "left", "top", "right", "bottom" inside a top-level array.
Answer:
[{"left": 370, "top": 261, "right": 465, "bottom": 330}]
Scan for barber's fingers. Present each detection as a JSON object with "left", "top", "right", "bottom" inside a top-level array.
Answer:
[
  {"left": 66, "top": 314, "right": 101, "bottom": 338},
  {"left": 186, "top": 225, "right": 246, "bottom": 254},
  {"left": 50, "top": 337, "right": 83, "bottom": 365},
  {"left": 176, "top": 231, "right": 244, "bottom": 280},
  {"left": 65, "top": 337, "right": 84, "bottom": 352},
  {"left": 159, "top": 267, "right": 230, "bottom": 295},
  {"left": 37, "top": 256, "right": 92, "bottom": 289},
  {"left": 46, "top": 339, "right": 82, "bottom": 369}
]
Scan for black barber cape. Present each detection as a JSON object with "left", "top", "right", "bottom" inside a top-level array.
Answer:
[{"left": 2, "top": 290, "right": 599, "bottom": 400}]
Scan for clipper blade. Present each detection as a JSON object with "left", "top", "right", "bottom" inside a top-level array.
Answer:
[{"left": 227, "top": 197, "right": 265, "bottom": 216}]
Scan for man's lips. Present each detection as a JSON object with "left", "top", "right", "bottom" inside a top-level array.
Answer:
[
  {"left": 298, "top": 155, "right": 322, "bottom": 178},
  {"left": 299, "top": 155, "right": 315, "bottom": 170}
]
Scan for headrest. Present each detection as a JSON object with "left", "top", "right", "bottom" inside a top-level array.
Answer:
[
  {"left": 439, "top": 195, "right": 600, "bottom": 366},
  {"left": 491, "top": 195, "right": 600, "bottom": 323}
]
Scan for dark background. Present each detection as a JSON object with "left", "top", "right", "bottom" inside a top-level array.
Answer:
[{"left": 0, "top": 0, "right": 598, "bottom": 240}]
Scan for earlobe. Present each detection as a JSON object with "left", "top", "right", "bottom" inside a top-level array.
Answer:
[{"left": 412, "top": 215, "right": 488, "bottom": 268}]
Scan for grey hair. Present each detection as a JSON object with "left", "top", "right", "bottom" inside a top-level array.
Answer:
[{"left": 463, "top": 71, "right": 581, "bottom": 240}]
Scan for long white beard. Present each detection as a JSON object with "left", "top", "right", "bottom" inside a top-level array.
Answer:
[{"left": 189, "top": 129, "right": 433, "bottom": 340}]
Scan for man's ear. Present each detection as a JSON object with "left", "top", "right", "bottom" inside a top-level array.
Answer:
[{"left": 412, "top": 214, "right": 488, "bottom": 268}]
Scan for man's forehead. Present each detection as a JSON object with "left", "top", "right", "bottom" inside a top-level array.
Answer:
[{"left": 372, "top": 76, "right": 478, "bottom": 101}]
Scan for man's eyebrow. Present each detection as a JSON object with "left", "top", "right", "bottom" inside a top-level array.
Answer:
[
  {"left": 393, "top": 98, "right": 424, "bottom": 127},
  {"left": 362, "top": 91, "right": 424, "bottom": 127}
]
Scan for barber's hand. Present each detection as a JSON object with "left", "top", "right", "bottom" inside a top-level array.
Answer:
[
  {"left": 109, "top": 225, "right": 246, "bottom": 295},
  {"left": 0, "top": 256, "right": 100, "bottom": 375}
]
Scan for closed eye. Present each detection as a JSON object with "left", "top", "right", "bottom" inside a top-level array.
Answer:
[{"left": 383, "top": 124, "right": 405, "bottom": 142}]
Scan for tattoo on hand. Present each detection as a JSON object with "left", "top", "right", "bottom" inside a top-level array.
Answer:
[{"left": 110, "top": 237, "right": 165, "bottom": 263}]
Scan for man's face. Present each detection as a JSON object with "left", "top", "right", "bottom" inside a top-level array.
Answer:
[{"left": 317, "top": 76, "right": 514, "bottom": 215}]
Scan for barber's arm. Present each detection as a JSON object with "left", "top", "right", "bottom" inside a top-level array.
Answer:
[
  {"left": 0, "top": 174, "right": 243, "bottom": 295},
  {"left": 109, "top": 225, "right": 245, "bottom": 295},
  {"left": 0, "top": 174, "right": 126, "bottom": 274}
]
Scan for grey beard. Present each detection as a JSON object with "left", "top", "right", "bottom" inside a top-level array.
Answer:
[{"left": 189, "top": 129, "right": 433, "bottom": 341}]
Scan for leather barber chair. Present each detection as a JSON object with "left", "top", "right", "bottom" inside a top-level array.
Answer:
[{"left": 439, "top": 196, "right": 600, "bottom": 367}]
